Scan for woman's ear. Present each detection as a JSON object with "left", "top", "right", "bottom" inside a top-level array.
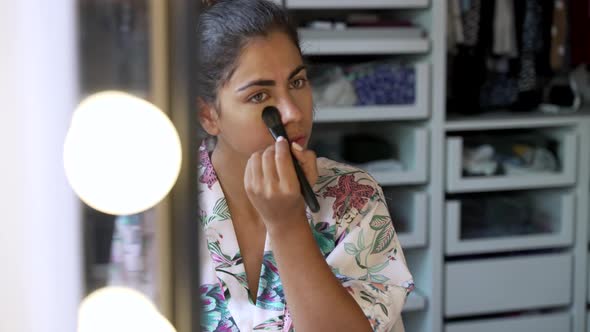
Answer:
[{"left": 197, "top": 98, "right": 220, "bottom": 136}]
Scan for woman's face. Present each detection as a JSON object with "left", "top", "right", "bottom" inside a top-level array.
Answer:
[{"left": 202, "top": 30, "right": 314, "bottom": 160}]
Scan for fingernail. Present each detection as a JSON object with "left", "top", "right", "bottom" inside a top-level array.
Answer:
[
  {"left": 292, "top": 141, "right": 304, "bottom": 151},
  {"left": 277, "top": 136, "right": 285, "bottom": 142}
]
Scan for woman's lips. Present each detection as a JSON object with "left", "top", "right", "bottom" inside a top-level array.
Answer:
[{"left": 290, "top": 135, "right": 306, "bottom": 147}]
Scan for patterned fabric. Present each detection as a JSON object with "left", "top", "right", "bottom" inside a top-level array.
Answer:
[
  {"left": 518, "top": 0, "right": 544, "bottom": 92},
  {"left": 350, "top": 65, "right": 416, "bottom": 106},
  {"left": 198, "top": 142, "right": 414, "bottom": 332},
  {"left": 461, "top": 0, "right": 481, "bottom": 47}
]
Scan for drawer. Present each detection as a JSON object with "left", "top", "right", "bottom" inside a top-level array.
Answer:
[
  {"left": 384, "top": 189, "right": 428, "bottom": 249},
  {"left": 445, "top": 312, "right": 571, "bottom": 332},
  {"left": 446, "top": 130, "right": 577, "bottom": 193},
  {"left": 310, "top": 125, "right": 428, "bottom": 186},
  {"left": 445, "top": 190, "right": 575, "bottom": 255},
  {"left": 445, "top": 253, "right": 573, "bottom": 317},
  {"left": 298, "top": 27, "right": 430, "bottom": 55},
  {"left": 314, "top": 63, "right": 431, "bottom": 123}
]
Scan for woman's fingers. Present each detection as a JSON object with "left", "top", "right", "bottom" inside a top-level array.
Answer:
[
  {"left": 245, "top": 151, "right": 263, "bottom": 195},
  {"left": 290, "top": 142, "right": 318, "bottom": 186},
  {"left": 262, "top": 144, "right": 279, "bottom": 187},
  {"left": 275, "top": 136, "right": 297, "bottom": 188}
]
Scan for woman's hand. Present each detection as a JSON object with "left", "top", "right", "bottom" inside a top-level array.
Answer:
[{"left": 244, "top": 136, "right": 318, "bottom": 232}]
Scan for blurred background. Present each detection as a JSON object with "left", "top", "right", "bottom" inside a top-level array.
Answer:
[{"left": 1, "top": 0, "right": 590, "bottom": 331}]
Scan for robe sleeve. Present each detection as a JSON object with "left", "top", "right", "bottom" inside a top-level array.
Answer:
[{"left": 323, "top": 171, "right": 414, "bottom": 332}]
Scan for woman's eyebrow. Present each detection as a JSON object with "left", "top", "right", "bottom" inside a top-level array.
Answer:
[
  {"left": 237, "top": 79, "right": 275, "bottom": 92},
  {"left": 288, "top": 64, "right": 307, "bottom": 80},
  {"left": 236, "top": 65, "right": 307, "bottom": 92}
]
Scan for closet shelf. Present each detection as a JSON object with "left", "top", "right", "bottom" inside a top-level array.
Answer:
[
  {"left": 445, "top": 109, "right": 590, "bottom": 131},
  {"left": 371, "top": 169, "right": 427, "bottom": 186},
  {"left": 403, "top": 290, "right": 427, "bottom": 312},
  {"left": 314, "top": 105, "right": 426, "bottom": 122},
  {"left": 299, "top": 27, "right": 429, "bottom": 55},
  {"left": 286, "top": 0, "right": 429, "bottom": 9}
]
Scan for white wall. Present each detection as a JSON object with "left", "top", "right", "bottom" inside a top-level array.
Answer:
[{"left": 0, "top": 1, "right": 82, "bottom": 331}]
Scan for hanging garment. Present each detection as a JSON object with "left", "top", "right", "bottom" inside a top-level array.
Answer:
[
  {"left": 448, "top": 0, "right": 465, "bottom": 53},
  {"left": 550, "top": 0, "right": 568, "bottom": 72},
  {"left": 570, "top": 0, "right": 590, "bottom": 65},
  {"left": 517, "top": 0, "right": 544, "bottom": 92},
  {"left": 493, "top": 0, "right": 518, "bottom": 57},
  {"left": 462, "top": 0, "right": 481, "bottom": 47}
]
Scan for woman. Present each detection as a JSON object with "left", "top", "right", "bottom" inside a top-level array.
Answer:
[{"left": 197, "top": 1, "right": 414, "bottom": 331}]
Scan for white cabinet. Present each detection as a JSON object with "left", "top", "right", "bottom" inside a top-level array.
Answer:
[
  {"left": 444, "top": 253, "right": 573, "bottom": 317},
  {"left": 445, "top": 191, "right": 575, "bottom": 255},
  {"left": 445, "top": 312, "right": 571, "bottom": 332}
]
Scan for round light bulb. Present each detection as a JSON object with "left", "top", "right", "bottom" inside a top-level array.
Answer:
[
  {"left": 78, "top": 287, "right": 176, "bottom": 332},
  {"left": 64, "top": 91, "right": 182, "bottom": 215}
]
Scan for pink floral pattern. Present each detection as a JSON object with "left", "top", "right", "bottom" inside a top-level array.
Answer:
[
  {"left": 322, "top": 174, "right": 375, "bottom": 219},
  {"left": 199, "top": 145, "right": 218, "bottom": 189}
]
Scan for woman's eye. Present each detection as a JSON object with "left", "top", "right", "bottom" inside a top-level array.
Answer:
[
  {"left": 290, "top": 78, "right": 307, "bottom": 89},
  {"left": 248, "top": 92, "right": 268, "bottom": 103}
]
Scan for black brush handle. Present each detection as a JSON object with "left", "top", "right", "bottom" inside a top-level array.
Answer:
[
  {"left": 290, "top": 148, "right": 320, "bottom": 213},
  {"left": 267, "top": 131, "right": 320, "bottom": 213}
]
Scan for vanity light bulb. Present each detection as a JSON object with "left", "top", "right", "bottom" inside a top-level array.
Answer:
[
  {"left": 77, "top": 287, "right": 176, "bottom": 332},
  {"left": 64, "top": 91, "right": 182, "bottom": 215}
]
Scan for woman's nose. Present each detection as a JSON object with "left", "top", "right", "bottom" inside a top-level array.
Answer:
[{"left": 278, "top": 96, "right": 303, "bottom": 124}]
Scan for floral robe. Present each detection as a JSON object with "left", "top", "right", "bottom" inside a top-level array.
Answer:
[{"left": 198, "top": 142, "right": 414, "bottom": 332}]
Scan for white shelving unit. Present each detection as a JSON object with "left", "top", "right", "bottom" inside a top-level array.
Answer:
[
  {"left": 443, "top": 118, "right": 590, "bottom": 331},
  {"left": 286, "top": 1, "right": 443, "bottom": 331},
  {"left": 288, "top": 1, "right": 590, "bottom": 332}
]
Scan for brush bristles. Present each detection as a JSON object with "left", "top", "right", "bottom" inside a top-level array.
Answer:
[{"left": 262, "top": 106, "right": 282, "bottom": 128}]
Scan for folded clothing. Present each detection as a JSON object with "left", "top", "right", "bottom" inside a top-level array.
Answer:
[{"left": 348, "top": 63, "right": 416, "bottom": 106}]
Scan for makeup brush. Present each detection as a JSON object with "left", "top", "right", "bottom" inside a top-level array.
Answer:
[{"left": 262, "top": 106, "right": 320, "bottom": 213}]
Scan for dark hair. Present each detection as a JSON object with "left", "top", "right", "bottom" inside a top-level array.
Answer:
[{"left": 197, "top": 0, "right": 302, "bottom": 106}]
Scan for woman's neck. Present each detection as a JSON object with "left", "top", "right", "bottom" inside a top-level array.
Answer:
[{"left": 210, "top": 143, "right": 261, "bottom": 224}]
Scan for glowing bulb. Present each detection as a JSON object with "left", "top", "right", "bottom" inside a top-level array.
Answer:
[
  {"left": 64, "top": 91, "right": 182, "bottom": 215},
  {"left": 78, "top": 287, "right": 176, "bottom": 332}
]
